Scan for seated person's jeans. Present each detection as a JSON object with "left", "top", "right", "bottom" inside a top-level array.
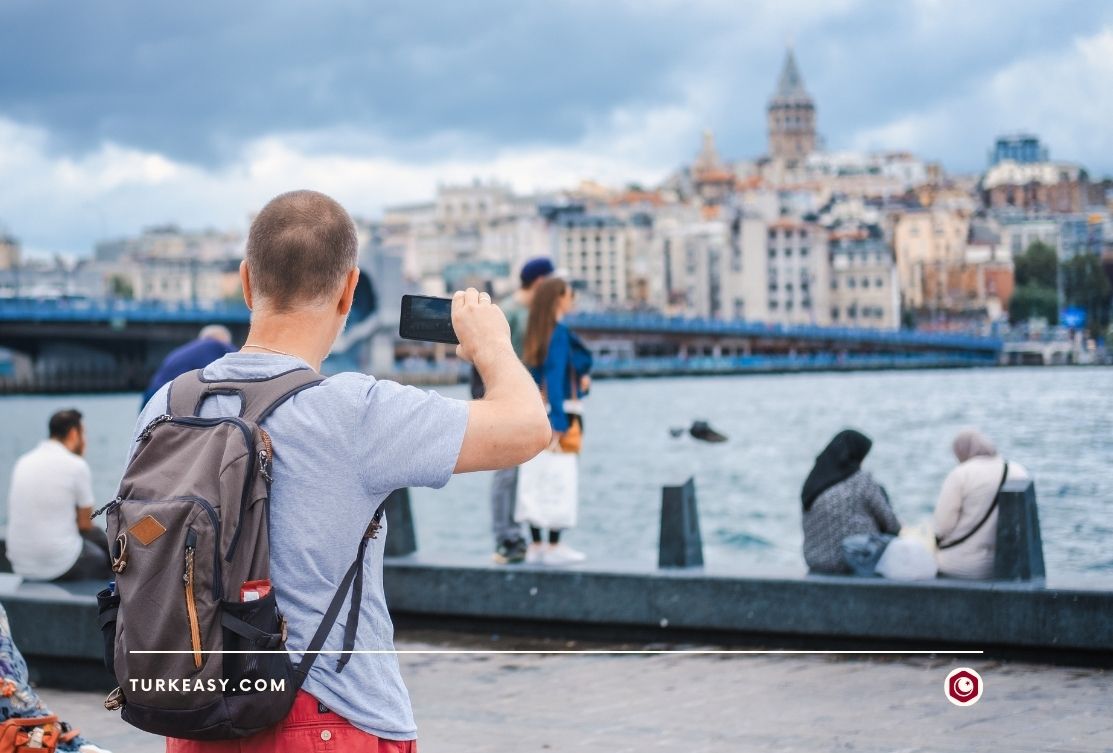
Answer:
[{"left": 56, "top": 528, "right": 111, "bottom": 581}]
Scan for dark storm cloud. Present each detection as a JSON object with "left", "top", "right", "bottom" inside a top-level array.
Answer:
[
  {"left": 1, "top": 1, "right": 1112, "bottom": 171},
  {"left": 0, "top": 0, "right": 711, "bottom": 164}
]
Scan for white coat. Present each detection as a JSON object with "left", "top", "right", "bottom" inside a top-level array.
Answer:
[{"left": 934, "top": 456, "right": 1029, "bottom": 579}]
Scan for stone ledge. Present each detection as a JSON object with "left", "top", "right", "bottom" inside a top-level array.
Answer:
[
  {"left": 2, "top": 558, "right": 1109, "bottom": 692},
  {"left": 381, "top": 556, "right": 1112, "bottom": 653}
]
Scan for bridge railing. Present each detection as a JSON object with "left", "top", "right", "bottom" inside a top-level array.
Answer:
[
  {"left": 1, "top": 297, "right": 1003, "bottom": 354},
  {"left": 565, "top": 311, "right": 1003, "bottom": 353},
  {"left": 590, "top": 351, "right": 997, "bottom": 376},
  {"left": 0, "top": 297, "right": 251, "bottom": 324}
]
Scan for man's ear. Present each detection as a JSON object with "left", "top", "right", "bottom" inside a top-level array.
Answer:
[
  {"left": 239, "top": 260, "right": 254, "bottom": 310},
  {"left": 338, "top": 267, "right": 359, "bottom": 316}
]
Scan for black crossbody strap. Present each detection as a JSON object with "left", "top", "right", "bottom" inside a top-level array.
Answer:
[
  {"left": 292, "top": 499, "right": 388, "bottom": 687},
  {"left": 937, "top": 461, "right": 1008, "bottom": 550}
]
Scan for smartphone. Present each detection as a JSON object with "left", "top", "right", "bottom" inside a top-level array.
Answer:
[{"left": 399, "top": 295, "right": 459, "bottom": 344}]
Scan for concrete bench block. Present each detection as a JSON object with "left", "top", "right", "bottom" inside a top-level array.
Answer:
[
  {"left": 994, "top": 479, "right": 1046, "bottom": 582},
  {"left": 659, "top": 477, "right": 703, "bottom": 568}
]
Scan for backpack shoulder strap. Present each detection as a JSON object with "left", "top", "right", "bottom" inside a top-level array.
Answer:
[
  {"left": 167, "top": 367, "right": 323, "bottom": 421},
  {"left": 292, "top": 497, "right": 390, "bottom": 687}
]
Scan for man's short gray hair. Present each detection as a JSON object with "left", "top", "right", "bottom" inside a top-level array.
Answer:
[{"left": 246, "top": 190, "right": 358, "bottom": 311}]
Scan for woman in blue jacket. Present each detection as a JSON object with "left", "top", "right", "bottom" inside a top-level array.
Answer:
[{"left": 521, "top": 277, "right": 592, "bottom": 565}]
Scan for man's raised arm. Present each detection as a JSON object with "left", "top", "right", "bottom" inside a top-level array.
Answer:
[{"left": 452, "top": 288, "right": 551, "bottom": 473}]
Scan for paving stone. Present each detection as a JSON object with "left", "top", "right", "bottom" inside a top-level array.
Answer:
[{"left": 35, "top": 644, "right": 1112, "bottom": 753}]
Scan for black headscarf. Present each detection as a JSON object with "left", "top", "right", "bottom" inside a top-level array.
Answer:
[{"left": 801, "top": 429, "right": 873, "bottom": 512}]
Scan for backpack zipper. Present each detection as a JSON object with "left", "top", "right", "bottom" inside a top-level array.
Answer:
[
  {"left": 137, "top": 414, "right": 173, "bottom": 441},
  {"left": 91, "top": 496, "right": 122, "bottom": 520},
  {"left": 258, "top": 429, "right": 274, "bottom": 485},
  {"left": 98, "top": 495, "right": 224, "bottom": 600},
  {"left": 183, "top": 527, "right": 202, "bottom": 670}
]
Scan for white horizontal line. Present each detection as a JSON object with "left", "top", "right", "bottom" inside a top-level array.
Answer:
[{"left": 130, "top": 649, "right": 984, "bottom": 655}]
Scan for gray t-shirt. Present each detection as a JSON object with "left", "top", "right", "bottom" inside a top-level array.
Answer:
[{"left": 132, "top": 352, "right": 468, "bottom": 740}]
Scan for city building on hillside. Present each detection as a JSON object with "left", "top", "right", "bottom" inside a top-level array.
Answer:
[
  {"left": 913, "top": 182, "right": 979, "bottom": 214},
  {"left": 382, "top": 180, "right": 552, "bottom": 293},
  {"left": 767, "top": 48, "right": 817, "bottom": 169},
  {"left": 989, "top": 134, "right": 1048, "bottom": 166},
  {"left": 0, "top": 256, "right": 109, "bottom": 299},
  {"left": 963, "top": 220, "right": 1014, "bottom": 319},
  {"left": 892, "top": 209, "right": 970, "bottom": 310},
  {"left": 919, "top": 262, "right": 1014, "bottom": 322},
  {"left": 556, "top": 206, "right": 667, "bottom": 309},
  {"left": 557, "top": 214, "right": 626, "bottom": 308},
  {"left": 659, "top": 214, "right": 730, "bottom": 319},
  {"left": 87, "top": 224, "right": 244, "bottom": 304},
  {"left": 965, "top": 219, "right": 1009, "bottom": 265},
  {"left": 996, "top": 215, "right": 1060, "bottom": 258},
  {"left": 760, "top": 219, "right": 831, "bottom": 326},
  {"left": 1059, "top": 213, "right": 1107, "bottom": 260},
  {"left": 828, "top": 229, "right": 900, "bottom": 329},
  {"left": 94, "top": 224, "right": 243, "bottom": 263},
  {"left": 128, "top": 257, "right": 241, "bottom": 303},
  {"left": 982, "top": 160, "right": 1103, "bottom": 214},
  {"left": 0, "top": 233, "right": 20, "bottom": 271},
  {"left": 890, "top": 214, "right": 1014, "bottom": 322},
  {"left": 691, "top": 130, "right": 736, "bottom": 205},
  {"left": 805, "top": 151, "right": 929, "bottom": 197}
]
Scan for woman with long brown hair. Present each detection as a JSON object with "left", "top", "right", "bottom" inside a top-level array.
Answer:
[{"left": 518, "top": 277, "right": 592, "bottom": 565}]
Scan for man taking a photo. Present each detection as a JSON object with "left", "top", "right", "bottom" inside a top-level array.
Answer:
[{"left": 139, "top": 190, "right": 551, "bottom": 752}]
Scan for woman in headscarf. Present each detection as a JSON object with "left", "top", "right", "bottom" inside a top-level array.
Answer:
[
  {"left": 934, "top": 428, "right": 1029, "bottom": 579},
  {"left": 801, "top": 429, "right": 902, "bottom": 574}
]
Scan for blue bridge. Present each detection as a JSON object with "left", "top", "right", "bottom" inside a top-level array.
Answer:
[{"left": 0, "top": 298, "right": 1002, "bottom": 392}]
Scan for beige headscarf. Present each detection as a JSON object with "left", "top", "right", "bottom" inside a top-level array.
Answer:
[{"left": 952, "top": 428, "right": 997, "bottom": 463}]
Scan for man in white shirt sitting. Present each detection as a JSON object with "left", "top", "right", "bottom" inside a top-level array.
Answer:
[{"left": 6, "top": 409, "right": 111, "bottom": 581}]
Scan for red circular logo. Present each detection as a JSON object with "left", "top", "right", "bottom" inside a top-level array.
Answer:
[{"left": 944, "top": 667, "right": 983, "bottom": 706}]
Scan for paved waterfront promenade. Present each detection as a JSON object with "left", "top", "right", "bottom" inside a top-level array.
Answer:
[{"left": 36, "top": 635, "right": 1113, "bottom": 753}]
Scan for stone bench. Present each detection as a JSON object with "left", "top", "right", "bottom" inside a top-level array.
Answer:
[{"left": 657, "top": 477, "right": 1047, "bottom": 580}]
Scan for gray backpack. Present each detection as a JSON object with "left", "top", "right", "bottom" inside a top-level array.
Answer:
[{"left": 94, "top": 367, "right": 388, "bottom": 740}]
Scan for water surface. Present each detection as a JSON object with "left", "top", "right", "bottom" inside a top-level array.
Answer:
[{"left": 2, "top": 367, "right": 1110, "bottom": 579}]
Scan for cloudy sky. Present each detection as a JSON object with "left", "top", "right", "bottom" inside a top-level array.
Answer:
[{"left": 2, "top": 0, "right": 1112, "bottom": 256}]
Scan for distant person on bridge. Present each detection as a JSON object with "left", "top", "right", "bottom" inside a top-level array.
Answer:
[
  {"left": 934, "top": 429, "right": 1029, "bottom": 579},
  {"left": 5, "top": 409, "right": 111, "bottom": 582},
  {"left": 141, "top": 324, "right": 236, "bottom": 408},
  {"left": 470, "top": 256, "right": 555, "bottom": 565},
  {"left": 801, "top": 429, "right": 902, "bottom": 574}
]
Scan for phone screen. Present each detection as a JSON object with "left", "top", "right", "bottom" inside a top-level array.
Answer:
[{"left": 399, "top": 295, "right": 459, "bottom": 344}]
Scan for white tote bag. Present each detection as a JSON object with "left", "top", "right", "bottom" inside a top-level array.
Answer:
[
  {"left": 876, "top": 537, "right": 939, "bottom": 581},
  {"left": 515, "top": 450, "right": 579, "bottom": 529}
]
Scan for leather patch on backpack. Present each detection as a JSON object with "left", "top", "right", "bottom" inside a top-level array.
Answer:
[{"left": 129, "top": 514, "right": 167, "bottom": 546}]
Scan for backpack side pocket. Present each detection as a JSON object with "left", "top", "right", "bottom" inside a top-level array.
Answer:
[{"left": 96, "top": 587, "right": 121, "bottom": 678}]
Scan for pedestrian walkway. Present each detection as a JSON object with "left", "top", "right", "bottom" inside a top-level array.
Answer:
[{"left": 37, "top": 636, "right": 1112, "bottom": 753}]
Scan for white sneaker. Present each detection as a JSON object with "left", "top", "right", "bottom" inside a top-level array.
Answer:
[
  {"left": 525, "top": 542, "right": 545, "bottom": 564},
  {"left": 543, "top": 543, "right": 587, "bottom": 565}
]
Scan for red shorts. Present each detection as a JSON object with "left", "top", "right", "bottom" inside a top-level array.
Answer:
[{"left": 165, "top": 690, "right": 416, "bottom": 753}]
